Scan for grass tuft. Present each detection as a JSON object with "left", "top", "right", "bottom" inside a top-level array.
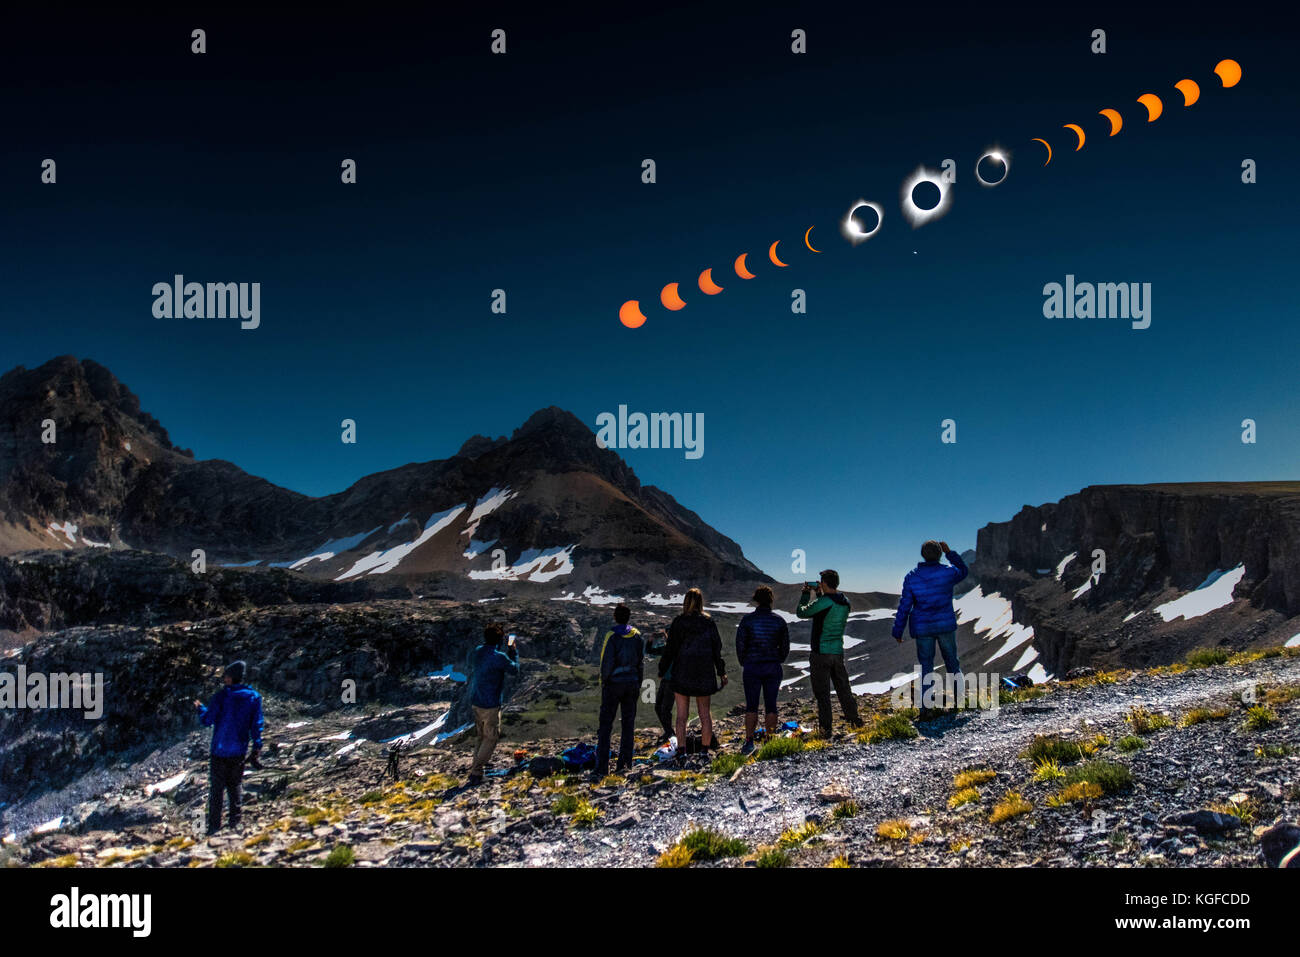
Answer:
[
  {"left": 953, "top": 768, "right": 996, "bottom": 789},
  {"left": 323, "top": 844, "right": 354, "bottom": 868},
  {"left": 1021, "top": 735, "right": 1084, "bottom": 765},
  {"left": 1243, "top": 705, "right": 1278, "bottom": 731},
  {"left": 755, "top": 737, "right": 805, "bottom": 761},
  {"left": 1186, "top": 647, "right": 1231, "bottom": 668},
  {"left": 989, "top": 792, "right": 1032, "bottom": 824},
  {"left": 1126, "top": 706, "right": 1173, "bottom": 734},
  {"left": 677, "top": 825, "right": 749, "bottom": 861},
  {"left": 876, "top": 819, "right": 911, "bottom": 840}
]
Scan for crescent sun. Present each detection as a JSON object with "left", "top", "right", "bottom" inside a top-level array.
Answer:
[
  {"left": 660, "top": 283, "right": 686, "bottom": 311},
  {"left": 1213, "top": 58, "right": 1242, "bottom": 88},
  {"left": 1137, "top": 93, "right": 1163, "bottom": 122},
  {"left": 1098, "top": 108, "right": 1122, "bottom": 136},
  {"left": 618, "top": 300, "right": 647, "bottom": 329},
  {"left": 1032, "top": 138, "right": 1053, "bottom": 165},
  {"left": 804, "top": 227, "right": 821, "bottom": 253},
  {"left": 734, "top": 253, "right": 756, "bottom": 279},
  {"left": 698, "top": 268, "right": 724, "bottom": 295},
  {"left": 768, "top": 241, "right": 788, "bottom": 267},
  {"left": 1063, "top": 124, "right": 1085, "bottom": 151},
  {"left": 1175, "top": 79, "right": 1200, "bottom": 106}
]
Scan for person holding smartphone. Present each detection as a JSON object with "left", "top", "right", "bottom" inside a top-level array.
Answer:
[
  {"left": 466, "top": 622, "right": 519, "bottom": 785},
  {"left": 796, "top": 569, "right": 862, "bottom": 736}
]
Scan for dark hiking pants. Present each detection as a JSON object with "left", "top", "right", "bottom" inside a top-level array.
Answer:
[
  {"left": 809, "top": 652, "right": 861, "bottom": 734},
  {"left": 208, "top": 754, "right": 245, "bottom": 832}
]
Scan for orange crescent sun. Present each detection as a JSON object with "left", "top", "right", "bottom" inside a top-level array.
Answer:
[
  {"left": 660, "top": 283, "right": 686, "bottom": 311},
  {"left": 768, "top": 241, "right": 788, "bottom": 267},
  {"left": 1213, "top": 58, "right": 1242, "bottom": 88},
  {"left": 734, "top": 253, "right": 755, "bottom": 279},
  {"left": 698, "top": 268, "right": 724, "bottom": 295},
  {"left": 804, "top": 226, "right": 821, "bottom": 253},
  {"left": 1032, "top": 138, "right": 1053, "bottom": 165},
  {"left": 618, "top": 300, "right": 647, "bottom": 328},
  {"left": 1174, "top": 78, "right": 1200, "bottom": 106},
  {"left": 1098, "top": 108, "right": 1122, "bottom": 136},
  {"left": 1137, "top": 93, "right": 1163, "bottom": 122},
  {"left": 1063, "top": 124, "right": 1086, "bottom": 151}
]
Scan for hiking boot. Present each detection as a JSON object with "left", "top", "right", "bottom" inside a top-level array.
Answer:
[
  {"left": 466, "top": 772, "right": 484, "bottom": 786},
  {"left": 741, "top": 740, "right": 755, "bottom": 756}
]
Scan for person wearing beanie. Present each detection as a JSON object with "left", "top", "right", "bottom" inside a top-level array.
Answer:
[{"left": 193, "top": 659, "right": 264, "bottom": 835}]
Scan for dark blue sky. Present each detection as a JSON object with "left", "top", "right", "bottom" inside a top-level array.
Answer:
[{"left": 3, "top": 5, "right": 1296, "bottom": 590}]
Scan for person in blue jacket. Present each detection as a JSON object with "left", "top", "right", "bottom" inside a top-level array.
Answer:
[
  {"left": 735, "top": 585, "right": 790, "bottom": 754},
  {"left": 466, "top": 623, "right": 519, "bottom": 785},
  {"left": 892, "top": 541, "right": 969, "bottom": 708},
  {"left": 193, "top": 660, "right": 263, "bottom": 835}
]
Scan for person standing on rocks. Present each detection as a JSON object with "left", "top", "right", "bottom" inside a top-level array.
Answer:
[
  {"left": 594, "top": 604, "right": 645, "bottom": 777},
  {"left": 466, "top": 623, "right": 519, "bottom": 785},
  {"left": 736, "top": 585, "right": 791, "bottom": 755},
  {"left": 796, "top": 570, "right": 863, "bottom": 736},
  {"left": 193, "top": 660, "right": 263, "bottom": 836},
  {"left": 891, "top": 540, "right": 969, "bottom": 709},
  {"left": 661, "top": 588, "right": 728, "bottom": 752}
]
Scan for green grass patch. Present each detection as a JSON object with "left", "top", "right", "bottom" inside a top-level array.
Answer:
[
  {"left": 755, "top": 847, "right": 790, "bottom": 868},
  {"left": 710, "top": 752, "right": 750, "bottom": 776},
  {"left": 323, "top": 844, "right": 354, "bottom": 868},
  {"left": 1243, "top": 705, "right": 1278, "bottom": 731},
  {"left": 832, "top": 800, "right": 859, "bottom": 820},
  {"left": 1021, "top": 735, "right": 1084, "bottom": 765},
  {"left": 1186, "top": 647, "right": 1231, "bottom": 668},
  {"left": 677, "top": 825, "right": 749, "bottom": 861},
  {"left": 1126, "top": 706, "right": 1173, "bottom": 734},
  {"left": 857, "top": 710, "right": 919, "bottom": 744},
  {"left": 1116, "top": 735, "right": 1146, "bottom": 753},
  {"left": 755, "top": 736, "right": 805, "bottom": 761},
  {"left": 1063, "top": 760, "right": 1133, "bottom": 794}
]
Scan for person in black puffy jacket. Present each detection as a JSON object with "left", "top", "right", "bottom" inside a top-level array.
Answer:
[
  {"left": 735, "top": 586, "right": 790, "bottom": 754},
  {"left": 595, "top": 604, "right": 645, "bottom": 775},
  {"left": 661, "top": 588, "right": 728, "bottom": 751}
]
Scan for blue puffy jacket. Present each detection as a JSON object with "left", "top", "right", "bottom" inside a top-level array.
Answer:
[
  {"left": 892, "top": 550, "right": 969, "bottom": 639},
  {"left": 736, "top": 606, "right": 791, "bottom": 667},
  {"left": 469, "top": 643, "right": 519, "bottom": 708},
  {"left": 199, "top": 684, "right": 264, "bottom": 758}
]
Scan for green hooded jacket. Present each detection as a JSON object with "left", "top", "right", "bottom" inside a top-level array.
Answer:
[{"left": 796, "top": 590, "right": 852, "bottom": 655}]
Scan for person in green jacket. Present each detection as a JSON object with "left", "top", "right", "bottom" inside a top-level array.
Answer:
[{"left": 796, "top": 569, "right": 863, "bottom": 735}]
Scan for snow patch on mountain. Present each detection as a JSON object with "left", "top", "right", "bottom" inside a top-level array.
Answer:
[
  {"left": 337, "top": 508, "right": 466, "bottom": 579},
  {"left": 286, "top": 526, "right": 382, "bottom": 570},
  {"left": 953, "top": 586, "right": 1036, "bottom": 666},
  {"left": 461, "top": 487, "right": 517, "bottom": 539},
  {"left": 553, "top": 585, "right": 622, "bottom": 606},
  {"left": 1154, "top": 565, "right": 1246, "bottom": 622},
  {"left": 469, "top": 544, "right": 576, "bottom": 583},
  {"left": 1055, "top": 552, "right": 1077, "bottom": 580}
]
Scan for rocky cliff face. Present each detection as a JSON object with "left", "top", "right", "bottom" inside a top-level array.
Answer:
[
  {"left": 0, "top": 357, "right": 768, "bottom": 595},
  {"left": 972, "top": 483, "right": 1300, "bottom": 673}
]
